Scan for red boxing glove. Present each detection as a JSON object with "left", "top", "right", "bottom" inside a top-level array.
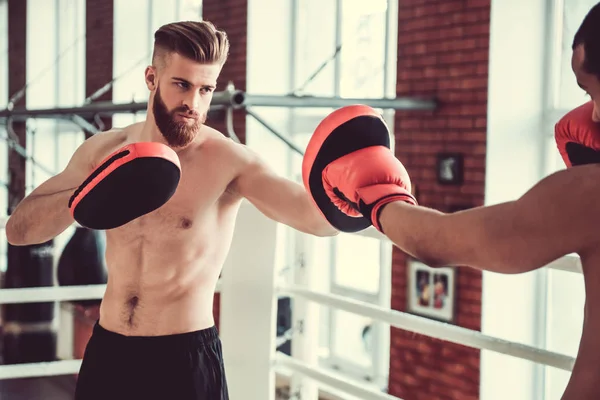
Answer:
[
  {"left": 555, "top": 101, "right": 600, "bottom": 167},
  {"left": 303, "top": 104, "right": 415, "bottom": 233},
  {"left": 322, "top": 145, "right": 416, "bottom": 233}
]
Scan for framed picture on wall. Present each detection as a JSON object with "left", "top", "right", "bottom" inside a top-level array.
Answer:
[
  {"left": 407, "top": 259, "right": 456, "bottom": 323},
  {"left": 436, "top": 152, "right": 464, "bottom": 186}
]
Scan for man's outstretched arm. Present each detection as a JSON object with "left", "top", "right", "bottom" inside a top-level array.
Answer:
[
  {"left": 230, "top": 144, "right": 338, "bottom": 237},
  {"left": 378, "top": 164, "right": 600, "bottom": 273}
]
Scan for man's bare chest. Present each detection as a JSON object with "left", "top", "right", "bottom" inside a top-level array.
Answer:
[{"left": 110, "top": 157, "right": 239, "bottom": 238}]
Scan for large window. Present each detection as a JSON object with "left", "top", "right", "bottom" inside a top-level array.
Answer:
[
  {"left": 112, "top": 0, "right": 202, "bottom": 128},
  {"left": 290, "top": 0, "right": 397, "bottom": 389},
  {"left": 541, "top": 1, "right": 595, "bottom": 399},
  {"left": 544, "top": 0, "right": 599, "bottom": 174},
  {"left": 245, "top": 0, "right": 396, "bottom": 391},
  {"left": 23, "top": 0, "right": 86, "bottom": 255},
  {"left": 555, "top": 0, "right": 598, "bottom": 110}
]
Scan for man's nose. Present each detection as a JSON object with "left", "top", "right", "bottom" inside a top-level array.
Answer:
[{"left": 183, "top": 92, "right": 201, "bottom": 111}]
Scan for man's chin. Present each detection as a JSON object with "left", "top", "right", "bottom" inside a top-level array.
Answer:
[{"left": 162, "top": 127, "right": 199, "bottom": 148}]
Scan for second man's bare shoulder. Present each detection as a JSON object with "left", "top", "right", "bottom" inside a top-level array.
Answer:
[{"left": 518, "top": 163, "right": 600, "bottom": 257}]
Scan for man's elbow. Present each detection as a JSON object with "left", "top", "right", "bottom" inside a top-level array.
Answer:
[
  {"left": 307, "top": 220, "right": 339, "bottom": 237},
  {"left": 5, "top": 218, "right": 28, "bottom": 246},
  {"left": 311, "top": 228, "right": 339, "bottom": 238}
]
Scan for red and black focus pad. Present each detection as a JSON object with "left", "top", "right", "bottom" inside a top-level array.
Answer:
[
  {"left": 555, "top": 101, "right": 600, "bottom": 167},
  {"left": 302, "top": 104, "right": 391, "bottom": 232},
  {"left": 68, "top": 142, "right": 181, "bottom": 230}
]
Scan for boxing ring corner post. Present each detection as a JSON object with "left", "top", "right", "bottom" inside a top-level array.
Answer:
[
  {"left": 219, "top": 201, "right": 331, "bottom": 400},
  {"left": 218, "top": 200, "right": 280, "bottom": 400}
]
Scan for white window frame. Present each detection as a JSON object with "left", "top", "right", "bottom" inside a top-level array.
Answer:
[{"left": 286, "top": 0, "right": 399, "bottom": 391}]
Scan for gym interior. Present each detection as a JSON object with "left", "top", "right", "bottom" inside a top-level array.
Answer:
[{"left": 0, "top": 0, "right": 591, "bottom": 399}]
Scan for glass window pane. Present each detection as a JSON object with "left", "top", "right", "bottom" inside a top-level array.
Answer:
[
  {"left": 333, "top": 233, "right": 380, "bottom": 294},
  {"left": 26, "top": 0, "right": 58, "bottom": 109},
  {"left": 25, "top": 0, "right": 85, "bottom": 191},
  {"left": 556, "top": 0, "right": 600, "bottom": 109},
  {"left": 57, "top": 0, "right": 86, "bottom": 107},
  {"left": 339, "top": 0, "right": 388, "bottom": 98},
  {"left": 179, "top": 0, "right": 202, "bottom": 21},
  {"left": 331, "top": 309, "right": 373, "bottom": 368},
  {"left": 113, "top": 0, "right": 200, "bottom": 128},
  {"left": 56, "top": 129, "right": 85, "bottom": 172},
  {"left": 113, "top": 0, "right": 151, "bottom": 104},
  {"left": 151, "top": 0, "right": 177, "bottom": 32},
  {"left": 28, "top": 121, "right": 57, "bottom": 189},
  {"left": 294, "top": 0, "right": 337, "bottom": 96}
]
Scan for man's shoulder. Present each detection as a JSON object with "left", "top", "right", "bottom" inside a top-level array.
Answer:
[
  {"left": 541, "top": 164, "right": 600, "bottom": 216},
  {"left": 201, "top": 125, "right": 254, "bottom": 160},
  {"left": 78, "top": 125, "right": 133, "bottom": 167},
  {"left": 84, "top": 125, "right": 129, "bottom": 144},
  {"left": 557, "top": 163, "right": 600, "bottom": 184}
]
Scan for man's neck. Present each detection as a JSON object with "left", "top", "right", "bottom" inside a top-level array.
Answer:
[
  {"left": 137, "top": 117, "right": 202, "bottom": 154},
  {"left": 139, "top": 118, "right": 169, "bottom": 145}
]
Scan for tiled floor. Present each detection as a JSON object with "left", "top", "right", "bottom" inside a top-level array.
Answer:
[{"left": 0, "top": 376, "right": 76, "bottom": 400}]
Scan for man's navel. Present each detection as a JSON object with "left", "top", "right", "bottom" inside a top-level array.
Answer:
[
  {"left": 179, "top": 217, "right": 193, "bottom": 229},
  {"left": 124, "top": 295, "right": 140, "bottom": 327}
]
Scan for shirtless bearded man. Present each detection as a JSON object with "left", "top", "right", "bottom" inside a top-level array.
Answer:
[
  {"left": 6, "top": 21, "right": 337, "bottom": 400},
  {"left": 302, "top": 3, "right": 600, "bottom": 399}
]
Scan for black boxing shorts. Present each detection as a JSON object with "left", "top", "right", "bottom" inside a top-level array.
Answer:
[{"left": 74, "top": 321, "right": 229, "bottom": 400}]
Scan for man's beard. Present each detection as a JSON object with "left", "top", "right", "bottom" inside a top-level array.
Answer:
[{"left": 152, "top": 87, "right": 206, "bottom": 148}]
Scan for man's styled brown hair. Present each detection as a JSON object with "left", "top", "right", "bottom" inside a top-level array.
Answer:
[{"left": 152, "top": 20, "right": 230, "bottom": 68}]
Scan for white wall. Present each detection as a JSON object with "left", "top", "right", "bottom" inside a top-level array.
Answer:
[{"left": 482, "top": 0, "right": 550, "bottom": 399}]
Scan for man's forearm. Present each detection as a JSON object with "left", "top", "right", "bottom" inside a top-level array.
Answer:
[
  {"left": 378, "top": 200, "right": 530, "bottom": 272},
  {"left": 378, "top": 201, "right": 452, "bottom": 267},
  {"left": 6, "top": 189, "right": 75, "bottom": 245},
  {"left": 377, "top": 183, "right": 589, "bottom": 275}
]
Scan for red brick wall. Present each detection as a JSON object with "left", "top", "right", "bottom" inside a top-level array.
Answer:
[
  {"left": 6, "top": 0, "right": 27, "bottom": 211},
  {"left": 202, "top": 0, "right": 248, "bottom": 329},
  {"left": 3, "top": 0, "right": 27, "bottom": 357},
  {"left": 202, "top": 1, "right": 247, "bottom": 145},
  {"left": 389, "top": 1, "right": 490, "bottom": 399},
  {"left": 85, "top": 0, "right": 113, "bottom": 133}
]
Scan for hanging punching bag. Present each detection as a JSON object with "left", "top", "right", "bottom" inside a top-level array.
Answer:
[
  {"left": 57, "top": 227, "right": 107, "bottom": 307},
  {"left": 2, "top": 240, "right": 57, "bottom": 364}
]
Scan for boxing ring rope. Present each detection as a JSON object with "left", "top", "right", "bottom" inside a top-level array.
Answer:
[
  {"left": 274, "top": 352, "right": 399, "bottom": 400},
  {"left": 0, "top": 281, "right": 223, "bottom": 380},
  {"left": 0, "top": 360, "right": 83, "bottom": 380},
  {"left": 276, "top": 285, "right": 575, "bottom": 372},
  {"left": 543, "top": 253, "right": 583, "bottom": 274},
  {"left": 0, "top": 213, "right": 582, "bottom": 400},
  {"left": 218, "top": 203, "right": 582, "bottom": 400},
  {"left": 0, "top": 284, "right": 107, "bottom": 304},
  {"left": 0, "top": 216, "right": 582, "bottom": 400}
]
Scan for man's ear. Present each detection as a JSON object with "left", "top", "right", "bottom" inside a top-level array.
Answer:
[{"left": 145, "top": 66, "right": 157, "bottom": 90}]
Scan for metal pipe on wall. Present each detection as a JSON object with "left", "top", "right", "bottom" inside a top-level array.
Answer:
[{"left": 0, "top": 90, "right": 437, "bottom": 121}]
